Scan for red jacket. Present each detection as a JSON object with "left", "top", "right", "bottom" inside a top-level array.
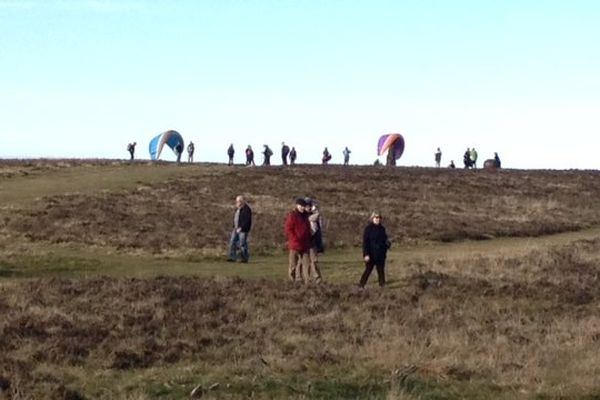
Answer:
[{"left": 285, "top": 210, "right": 311, "bottom": 252}]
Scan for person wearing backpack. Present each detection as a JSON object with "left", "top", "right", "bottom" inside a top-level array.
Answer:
[
  {"left": 262, "top": 145, "right": 273, "bottom": 166},
  {"left": 127, "top": 142, "right": 136, "bottom": 160}
]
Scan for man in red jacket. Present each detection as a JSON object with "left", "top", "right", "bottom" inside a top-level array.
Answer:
[{"left": 285, "top": 198, "right": 312, "bottom": 283}]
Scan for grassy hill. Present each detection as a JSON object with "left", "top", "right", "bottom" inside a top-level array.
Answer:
[{"left": 1, "top": 160, "right": 600, "bottom": 399}]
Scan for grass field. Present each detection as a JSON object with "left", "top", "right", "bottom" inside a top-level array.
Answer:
[{"left": 1, "top": 160, "right": 600, "bottom": 399}]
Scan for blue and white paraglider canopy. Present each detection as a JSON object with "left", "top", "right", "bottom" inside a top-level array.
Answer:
[{"left": 149, "top": 130, "right": 184, "bottom": 160}]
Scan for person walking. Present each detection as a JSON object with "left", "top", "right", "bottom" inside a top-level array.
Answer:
[
  {"left": 245, "top": 145, "right": 255, "bottom": 166},
  {"left": 187, "top": 142, "right": 195, "bottom": 163},
  {"left": 470, "top": 147, "right": 478, "bottom": 169},
  {"left": 262, "top": 145, "right": 273, "bottom": 165},
  {"left": 127, "top": 142, "right": 136, "bottom": 160},
  {"left": 227, "top": 195, "right": 252, "bottom": 263},
  {"left": 435, "top": 147, "right": 442, "bottom": 168},
  {"left": 227, "top": 144, "right": 235, "bottom": 166},
  {"left": 281, "top": 142, "right": 290, "bottom": 165},
  {"left": 359, "top": 212, "right": 390, "bottom": 288},
  {"left": 289, "top": 147, "right": 297, "bottom": 165},
  {"left": 302, "top": 198, "right": 324, "bottom": 283},
  {"left": 285, "top": 198, "right": 311, "bottom": 283},
  {"left": 322, "top": 147, "right": 331, "bottom": 165},
  {"left": 343, "top": 147, "right": 351, "bottom": 166}
]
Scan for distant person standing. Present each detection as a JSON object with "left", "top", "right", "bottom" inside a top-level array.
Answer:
[
  {"left": 343, "top": 147, "right": 351, "bottom": 165},
  {"left": 245, "top": 145, "right": 255, "bottom": 166},
  {"left": 494, "top": 152, "right": 501, "bottom": 168},
  {"left": 470, "top": 147, "right": 478, "bottom": 169},
  {"left": 175, "top": 143, "right": 183, "bottom": 163},
  {"left": 281, "top": 142, "right": 290, "bottom": 165},
  {"left": 463, "top": 148, "right": 471, "bottom": 169},
  {"left": 322, "top": 147, "right": 332, "bottom": 165},
  {"left": 435, "top": 147, "right": 442, "bottom": 168},
  {"left": 289, "top": 147, "right": 297, "bottom": 165},
  {"left": 359, "top": 212, "right": 390, "bottom": 288},
  {"left": 127, "top": 142, "right": 136, "bottom": 161},
  {"left": 285, "top": 198, "right": 311, "bottom": 283},
  {"left": 227, "top": 144, "right": 235, "bottom": 166},
  {"left": 187, "top": 142, "right": 195, "bottom": 163},
  {"left": 449, "top": 160, "right": 456, "bottom": 168},
  {"left": 227, "top": 195, "right": 252, "bottom": 263},
  {"left": 262, "top": 145, "right": 273, "bottom": 165}
]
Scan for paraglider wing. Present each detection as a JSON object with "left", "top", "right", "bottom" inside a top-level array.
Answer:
[
  {"left": 377, "top": 133, "right": 405, "bottom": 160},
  {"left": 148, "top": 130, "right": 184, "bottom": 160}
]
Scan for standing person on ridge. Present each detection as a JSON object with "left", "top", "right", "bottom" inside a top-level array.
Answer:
[
  {"left": 127, "top": 142, "right": 136, "bottom": 161},
  {"left": 435, "top": 147, "right": 442, "bottom": 168},
  {"left": 285, "top": 198, "right": 311, "bottom": 283},
  {"left": 227, "top": 144, "right": 235, "bottom": 166},
  {"left": 175, "top": 143, "right": 183, "bottom": 163},
  {"left": 463, "top": 148, "right": 471, "bottom": 169},
  {"left": 470, "top": 147, "right": 478, "bottom": 169},
  {"left": 343, "top": 147, "right": 351, "bottom": 165},
  {"left": 289, "top": 147, "right": 297, "bottom": 165},
  {"left": 187, "top": 141, "right": 195, "bottom": 163},
  {"left": 227, "top": 195, "right": 252, "bottom": 263},
  {"left": 359, "top": 212, "right": 391, "bottom": 288},
  {"left": 281, "top": 142, "right": 290, "bottom": 165},
  {"left": 322, "top": 147, "right": 331, "bottom": 165},
  {"left": 245, "top": 145, "right": 255, "bottom": 166},
  {"left": 262, "top": 145, "right": 273, "bottom": 165},
  {"left": 494, "top": 152, "right": 501, "bottom": 168}
]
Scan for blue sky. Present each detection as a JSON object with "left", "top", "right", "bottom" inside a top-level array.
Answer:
[{"left": 1, "top": 0, "right": 599, "bottom": 168}]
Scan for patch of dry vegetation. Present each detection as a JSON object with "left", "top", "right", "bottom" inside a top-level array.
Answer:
[
  {"left": 3, "top": 164, "right": 600, "bottom": 254},
  {"left": 1, "top": 238, "right": 600, "bottom": 398}
]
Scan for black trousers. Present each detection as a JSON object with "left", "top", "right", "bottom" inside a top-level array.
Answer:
[{"left": 359, "top": 260, "right": 385, "bottom": 287}]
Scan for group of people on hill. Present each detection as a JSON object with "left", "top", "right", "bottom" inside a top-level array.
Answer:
[
  {"left": 433, "top": 147, "right": 501, "bottom": 169},
  {"left": 226, "top": 143, "right": 352, "bottom": 167},
  {"left": 227, "top": 195, "right": 390, "bottom": 287}
]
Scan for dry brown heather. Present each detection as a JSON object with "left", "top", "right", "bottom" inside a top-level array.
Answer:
[
  {"left": 1, "top": 238, "right": 600, "bottom": 399},
  {"left": 1, "top": 160, "right": 600, "bottom": 399},
  {"left": 3, "top": 162, "right": 600, "bottom": 253}
]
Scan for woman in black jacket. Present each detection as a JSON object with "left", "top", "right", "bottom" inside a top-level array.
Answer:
[{"left": 359, "top": 212, "right": 390, "bottom": 288}]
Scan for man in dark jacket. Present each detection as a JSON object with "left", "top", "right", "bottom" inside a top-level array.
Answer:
[
  {"left": 227, "top": 144, "right": 235, "bottom": 166},
  {"left": 359, "top": 212, "right": 390, "bottom": 287},
  {"left": 227, "top": 195, "right": 252, "bottom": 263},
  {"left": 285, "top": 198, "right": 311, "bottom": 283},
  {"left": 281, "top": 142, "right": 290, "bottom": 165}
]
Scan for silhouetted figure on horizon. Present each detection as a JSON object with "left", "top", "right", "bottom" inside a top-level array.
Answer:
[
  {"left": 127, "top": 142, "right": 136, "bottom": 160},
  {"left": 228, "top": 144, "right": 235, "bottom": 166}
]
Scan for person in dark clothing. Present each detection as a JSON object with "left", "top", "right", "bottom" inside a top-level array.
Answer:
[
  {"left": 449, "top": 160, "right": 456, "bottom": 168},
  {"left": 245, "top": 145, "right": 255, "bottom": 166},
  {"left": 494, "top": 152, "right": 501, "bottom": 168},
  {"left": 175, "top": 143, "right": 183, "bottom": 163},
  {"left": 463, "top": 148, "right": 472, "bottom": 169},
  {"left": 227, "top": 195, "right": 252, "bottom": 263},
  {"left": 262, "top": 145, "right": 273, "bottom": 165},
  {"left": 289, "top": 147, "right": 297, "bottom": 165},
  {"left": 359, "top": 212, "right": 390, "bottom": 288},
  {"left": 322, "top": 147, "right": 331, "bottom": 165},
  {"left": 227, "top": 144, "right": 235, "bottom": 166},
  {"left": 281, "top": 142, "right": 290, "bottom": 165},
  {"left": 127, "top": 142, "right": 136, "bottom": 160}
]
